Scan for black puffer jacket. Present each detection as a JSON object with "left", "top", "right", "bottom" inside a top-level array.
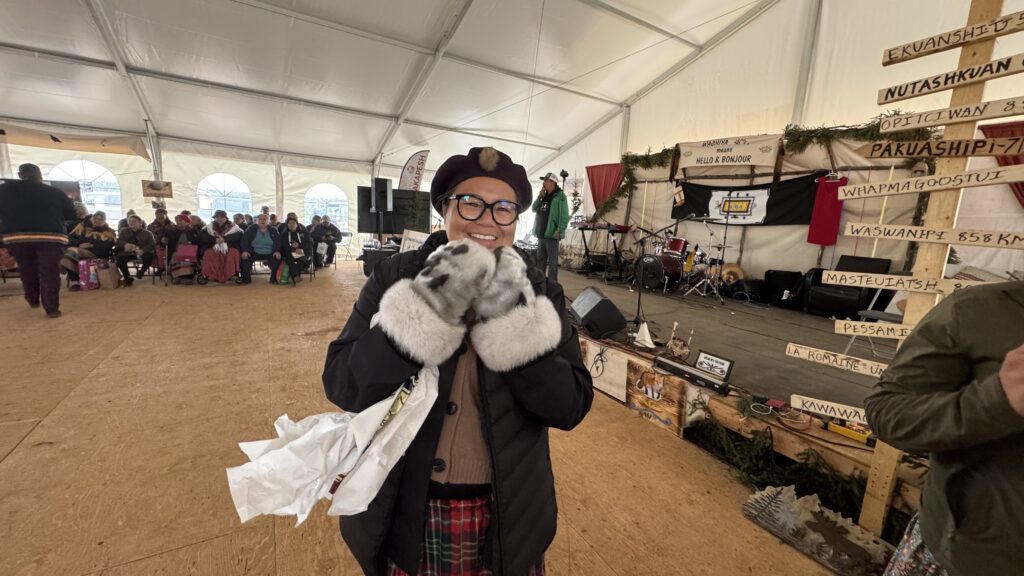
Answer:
[{"left": 322, "top": 231, "right": 592, "bottom": 576}]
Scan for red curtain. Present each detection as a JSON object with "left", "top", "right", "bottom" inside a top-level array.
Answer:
[
  {"left": 586, "top": 163, "right": 624, "bottom": 207},
  {"left": 979, "top": 120, "right": 1024, "bottom": 209}
]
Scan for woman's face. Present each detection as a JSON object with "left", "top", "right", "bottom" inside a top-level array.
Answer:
[
  {"left": 190, "top": 216, "right": 202, "bottom": 226},
  {"left": 215, "top": 215, "right": 227, "bottom": 225},
  {"left": 91, "top": 214, "right": 106, "bottom": 228},
  {"left": 443, "top": 177, "right": 518, "bottom": 251},
  {"left": 75, "top": 205, "right": 88, "bottom": 218},
  {"left": 287, "top": 220, "right": 298, "bottom": 231}
]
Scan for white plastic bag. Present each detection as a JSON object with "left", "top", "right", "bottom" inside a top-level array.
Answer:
[
  {"left": 225, "top": 367, "right": 438, "bottom": 525},
  {"left": 316, "top": 242, "right": 329, "bottom": 256}
]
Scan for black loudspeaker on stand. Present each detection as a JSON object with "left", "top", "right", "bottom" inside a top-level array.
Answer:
[{"left": 570, "top": 287, "right": 626, "bottom": 338}]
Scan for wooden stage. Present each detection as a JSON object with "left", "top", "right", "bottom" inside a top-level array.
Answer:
[
  {"left": 0, "top": 263, "right": 830, "bottom": 576},
  {"left": 557, "top": 270, "right": 892, "bottom": 408}
]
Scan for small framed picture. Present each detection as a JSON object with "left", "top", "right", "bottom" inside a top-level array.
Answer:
[{"left": 694, "top": 350, "right": 734, "bottom": 381}]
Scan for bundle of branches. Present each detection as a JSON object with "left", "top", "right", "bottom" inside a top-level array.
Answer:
[
  {"left": 591, "top": 147, "right": 674, "bottom": 222},
  {"left": 785, "top": 112, "right": 938, "bottom": 173}
]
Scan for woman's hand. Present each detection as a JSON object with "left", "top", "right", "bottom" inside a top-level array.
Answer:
[{"left": 216, "top": 237, "right": 225, "bottom": 244}]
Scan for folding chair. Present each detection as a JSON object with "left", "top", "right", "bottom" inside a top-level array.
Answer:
[
  {"left": 842, "top": 289, "right": 902, "bottom": 359},
  {"left": 337, "top": 231, "right": 355, "bottom": 261}
]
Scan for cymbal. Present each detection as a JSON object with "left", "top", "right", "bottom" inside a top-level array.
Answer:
[
  {"left": 709, "top": 244, "right": 734, "bottom": 250},
  {"left": 689, "top": 216, "right": 722, "bottom": 222}
]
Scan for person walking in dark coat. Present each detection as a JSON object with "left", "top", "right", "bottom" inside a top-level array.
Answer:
[
  {"left": 0, "top": 163, "right": 77, "bottom": 317},
  {"left": 322, "top": 146, "right": 593, "bottom": 576}
]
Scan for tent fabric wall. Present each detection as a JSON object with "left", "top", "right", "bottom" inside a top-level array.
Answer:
[{"left": 280, "top": 164, "right": 370, "bottom": 233}]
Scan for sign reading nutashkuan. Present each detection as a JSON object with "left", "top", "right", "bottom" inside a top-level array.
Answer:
[
  {"left": 878, "top": 52, "right": 1024, "bottom": 104},
  {"left": 676, "top": 134, "right": 780, "bottom": 173},
  {"left": 879, "top": 97, "right": 1024, "bottom": 133},
  {"left": 883, "top": 10, "right": 1024, "bottom": 66}
]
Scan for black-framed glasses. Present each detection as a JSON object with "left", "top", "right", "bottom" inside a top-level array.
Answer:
[{"left": 447, "top": 194, "right": 520, "bottom": 226}]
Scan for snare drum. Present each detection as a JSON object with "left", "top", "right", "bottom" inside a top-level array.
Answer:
[{"left": 664, "top": 236, "right": 687, "bottom": 257}]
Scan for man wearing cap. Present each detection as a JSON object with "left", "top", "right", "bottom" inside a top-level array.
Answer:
[
  {"left": 323, "top": 146, "right": 592, "bottom": 576},
  {"left": 531, "top": 172, "right": 569, "bottom": 282},
  {"left": 0, "top": 163, "right": 77, "bottom": 318}
]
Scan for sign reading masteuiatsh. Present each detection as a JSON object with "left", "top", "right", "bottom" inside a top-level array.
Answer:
[
  {"left": 822, "top": 271, "right": 986, "bottom": 295},
  {"left": 879, "top": 96, "right": 1024, "bottom": 133},
  {"left": 838, "top": 164, "right": 1024, "bottom": 200},
  {"left": 878, "top": 52, "right": 1024, "bottom": 104},
  {"left": 883, "top": 10, "right": 1024, "bottom": 66},
  {"left": 856, "top": 138, "right": 1024, "bottom": 158},
  {"left": 844, "top": 222, "right": 1024, "bottom": 250}
]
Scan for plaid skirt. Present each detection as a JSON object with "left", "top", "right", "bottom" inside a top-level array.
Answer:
[
  {"left": 883, "top": 515, "right": 949, "bottom": 576},
  {"left": 384, "top": 496, "right": 545, "bottom": 576}
]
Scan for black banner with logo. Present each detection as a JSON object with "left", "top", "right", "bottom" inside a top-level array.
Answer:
[{"left": 671, "top": 171, "right": 825, "bottom": 226}]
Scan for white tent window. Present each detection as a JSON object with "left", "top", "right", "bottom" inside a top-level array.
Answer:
[
  {"left": 197, "top": 173, "right": 253, "bottom": 220},
  {"left": 303, "top": 183, "right": 349, "bottom": 231},
  {"left": 47, "top": 160, "right": 123, "bottom": 221}
]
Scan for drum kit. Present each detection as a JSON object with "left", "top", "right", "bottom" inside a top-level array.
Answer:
[{"left": 625, "top": 216, "right": 740, "bottom": 304}]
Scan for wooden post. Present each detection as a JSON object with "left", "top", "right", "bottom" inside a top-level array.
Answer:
[{"left": 857, "top": 0, "right": 1005, "bottom": 536}]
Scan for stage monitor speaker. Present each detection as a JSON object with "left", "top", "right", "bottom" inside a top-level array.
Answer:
[{"left": 570, "top": 287, "right": 626, "bottom": 338}]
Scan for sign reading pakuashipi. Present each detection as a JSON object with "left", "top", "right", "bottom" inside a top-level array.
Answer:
[
  {"left": 675, "top": 134, "right": 780, "bottom": 173},
  {"left": 844, "top": 222, "right": 1024, "bottom": 250},
  {"left": 879, "top": 96, "right": 1024, "bottom": 133},
  {"left": 838, "top": 163, "right": 1024, "bottom": 200},
  {"left": 856, "top": 137, "right": 1024, "bottom": 158},
  {"left": 883, "top": 9, "right": 1024, "bottom": 66},
  {"left": 878, "top": 52, "right": 1024, "bottom": 104}
]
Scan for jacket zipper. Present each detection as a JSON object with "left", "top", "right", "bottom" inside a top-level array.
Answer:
[{"left": 477, "top": 357, "right": 505, "bottom": 575}]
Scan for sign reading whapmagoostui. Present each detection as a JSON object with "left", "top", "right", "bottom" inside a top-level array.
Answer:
[
  {"left": 878, "top": 52, "right": 1024, "bottom": 104},
  {"left": 844, "top": 222, "right": 1024, "bottom": 250},
  {"left": 838, "top": 163, "right": 1024, "bottom": 200},
  {"left": 879, "top": 96, "right": 1024, "bottom": 133},
  {"left": 675, "top": 134, "right": 780, "bottom": 172},
  {"left": 856, "top": 137, "right": 1024, "bottom": 158},
  {"left": 883, "top": 9, "right": 1024, "bottom": 66}
]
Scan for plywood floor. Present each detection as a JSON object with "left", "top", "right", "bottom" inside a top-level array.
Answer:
[{"left": 0, "top": 264, "right": 827, "bottom": 576}]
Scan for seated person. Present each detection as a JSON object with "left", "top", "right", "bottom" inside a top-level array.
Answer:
[
  {"left": 279, "top": 215, "right": 310, "bottom": 285},
  {"left": 244, "top": 214, "right": 254, "bottom": 227},
  {"left": 167, "top": 213, "right": 201, "bottom": 282},
  {"left": 115, "top": 214, "right": 157, "bottom": 286},
  {"left": 147, "top": 208, "right": 174, "bottom": 274},
  {"left": 239, "top": 214, "right": 281, "bottom": 284},
  {"left": 117, "top": 209, "right": 145, "bottom": 232},
  {"left": 233, "top": 213, "right": 249, "bottom": 231},
  {"left": 67, "top": 201, "right": 91, "bottom": 233},
  {"left": 198, "top": 210, "right": 244, "bottom": 284},
  {"left": 277, "top": 212, "right": 307, "bottom": 234},
  {"left": 63, "top": 211, "right": 117, "bottom": 291},
  {"left": 311, "top": 215, "right": 342, "bottom": 268}
]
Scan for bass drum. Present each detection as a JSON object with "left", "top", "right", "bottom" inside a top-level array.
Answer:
[{"left": 634, "top": 254, "right": 683, "bottom": 291}]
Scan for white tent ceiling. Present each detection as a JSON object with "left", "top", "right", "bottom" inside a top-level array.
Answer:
[{"left": 0, "top": 0, "right": 771, "bottom": 172}]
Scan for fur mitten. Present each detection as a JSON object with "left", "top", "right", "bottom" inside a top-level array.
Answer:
[
  {"left": 471, "top": 247, "right": 562, "bottom": 372},
  {"left": 373, "top": 239, "right": 495, "bottom": 366}
]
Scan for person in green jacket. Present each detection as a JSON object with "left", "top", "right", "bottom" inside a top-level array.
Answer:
[
  {"left": 865, "top": 281, "right": 1024, "bottom": 576},
  {"left": 531, "top": 172, "right": 569, "bottom": 281}
]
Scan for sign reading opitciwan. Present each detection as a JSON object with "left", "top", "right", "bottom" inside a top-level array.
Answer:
[
  {"left": 879, "top": 96, "right": 1024, "bottom": 133},
  {"left": 878, "top": 52, "right": 1024, "bottom": 104}
]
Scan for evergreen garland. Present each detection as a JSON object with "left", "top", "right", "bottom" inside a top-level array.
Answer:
[
  {"left": 784, "top": 112, "right": 937, "bottom": 154},
  {"left": 591, "top": 147, "right": 674, "bottom": 222}
]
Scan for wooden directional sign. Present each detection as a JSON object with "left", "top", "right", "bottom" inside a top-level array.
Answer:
[
  {"left": 790, "top": 394, "right": 868, "bottom": 425},
  {"left": 822, "top": 271, "right": 986, "bottom": 295},
  {"left": 883, "top": 9, "right": 1024, "bottom": 66},
  {"left": 879, "top": 96, "right": 1024, "bottom": 133},
  {"left": 838, "top": 163, "right": 1024, "bottom": 200},
  {"left": 834, "top": 320, "right": 915, "bottom": 340},
  {"left": 786, "top": 343, "right": 887, "bottom": 378},
  {"left": 878, "top": 52, "right": 1024, "bottom": 104},
  {"left": 857, "top": 137, "right": 1024, "bottom": 158},
  {"left": 845, "top": 222, "right": 1024, "bottom": 250}
]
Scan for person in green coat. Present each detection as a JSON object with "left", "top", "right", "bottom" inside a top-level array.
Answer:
[
  {"left": 865, "top": 281, "right": 1024, "bottom": 576},
  {"left": 531, "top": 172, "right": 569, "bottom": 281}
]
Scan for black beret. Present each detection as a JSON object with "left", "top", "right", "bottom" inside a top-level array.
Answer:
[{"left": 429, "top": 147, "right": 533, "bottom": 213}]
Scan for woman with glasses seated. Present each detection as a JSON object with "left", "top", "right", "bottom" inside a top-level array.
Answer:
[{"left": 323, "top": 146, "right": 592, "bottom": 576}]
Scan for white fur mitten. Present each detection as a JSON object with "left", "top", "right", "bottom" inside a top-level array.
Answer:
[
  {"left": 473, "top": 247, "right": 535, "bottom": 321},
  {"left": 373, "top": 239, "right": 496, "bottom": 366},
  {"left": 471, "top": 247, "right": 562, "bottom": 372}
]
